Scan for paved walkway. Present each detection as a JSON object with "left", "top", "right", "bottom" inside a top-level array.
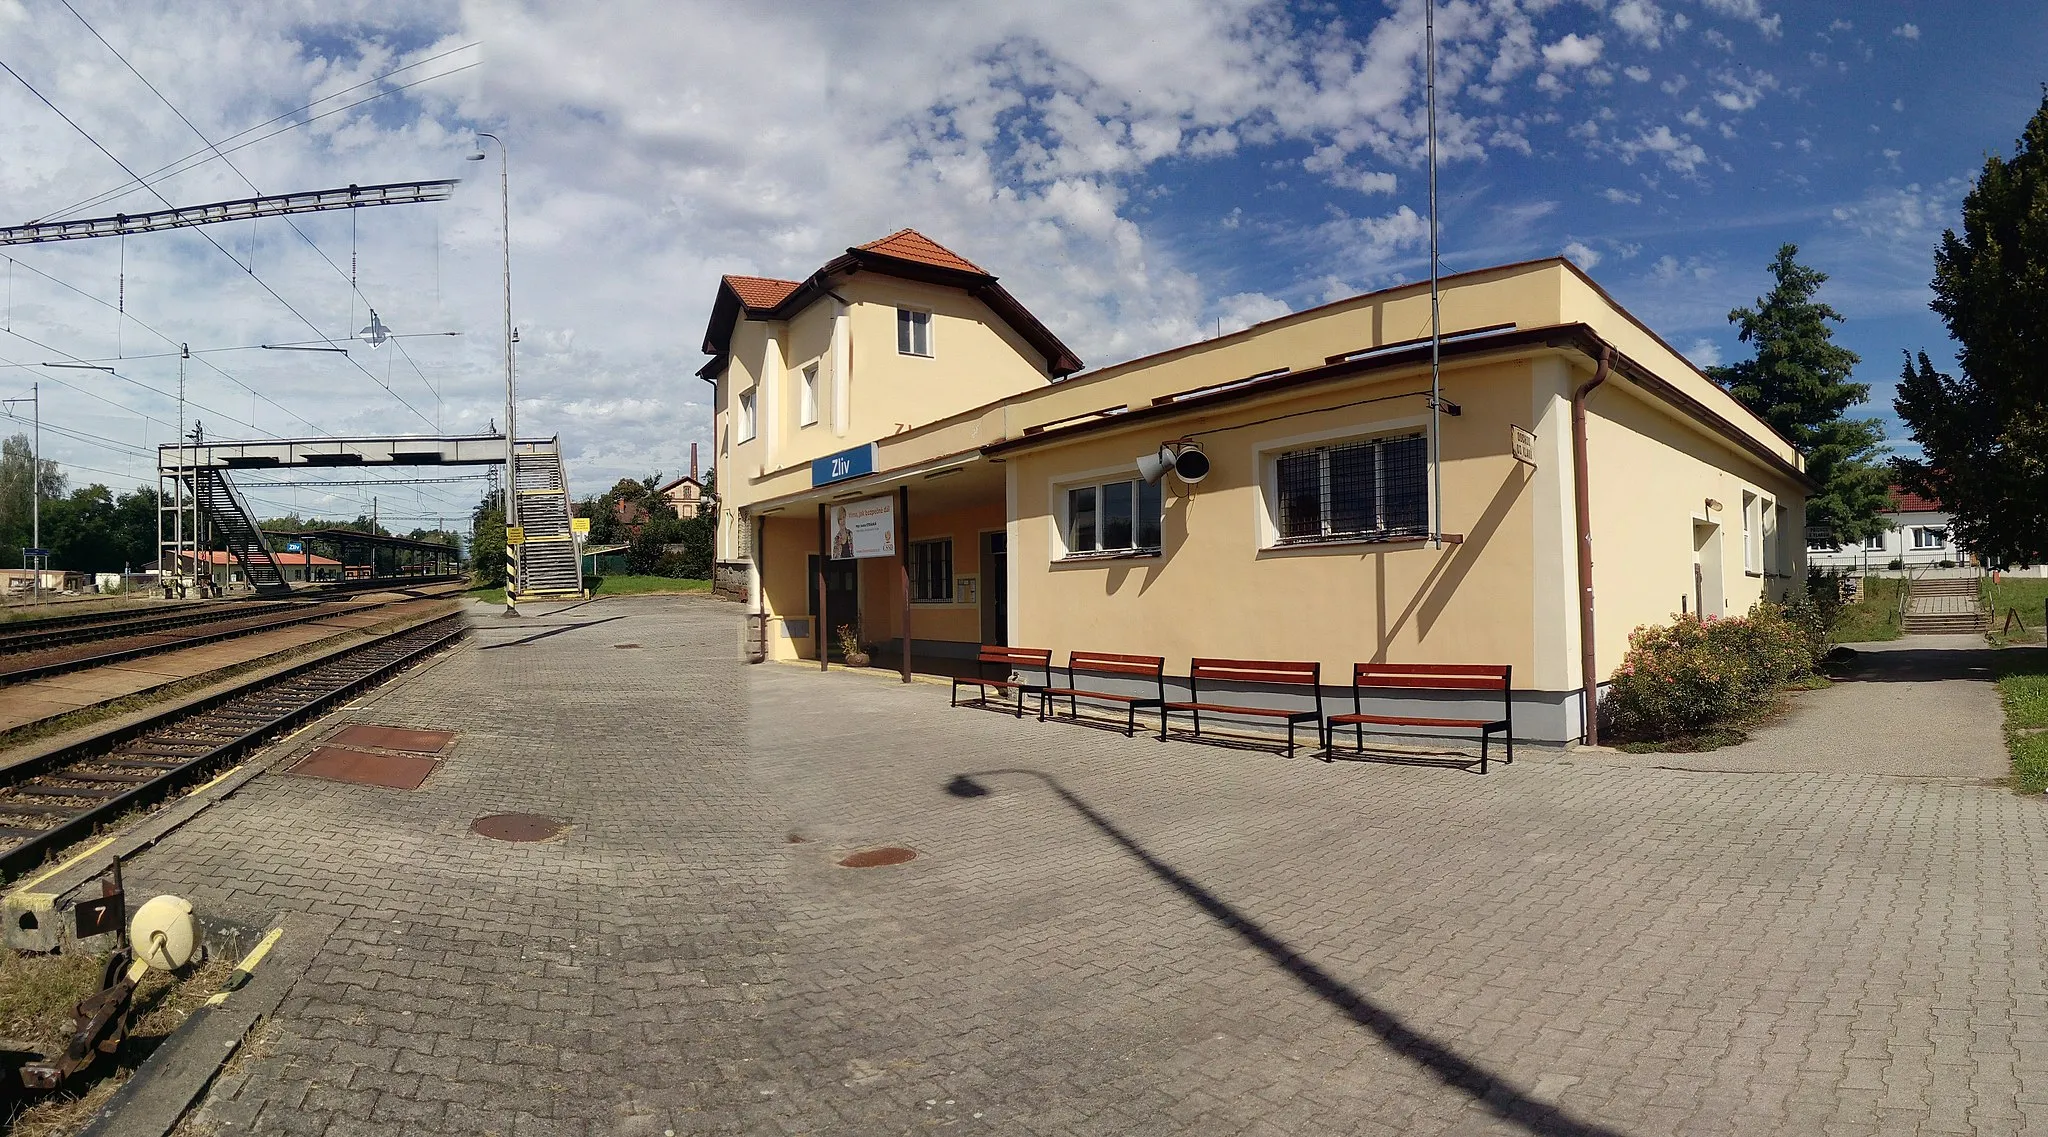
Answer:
[
  {"left": 1646, "top": 635, "right": 2011, "bottom": 778},
  {"left": 109, "top": 598, "right": 2048, "bottom": 1136}
]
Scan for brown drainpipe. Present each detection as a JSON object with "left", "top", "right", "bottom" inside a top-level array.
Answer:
[{"left": 1571, "top": 347, "right": 1612, "bottom": 746}]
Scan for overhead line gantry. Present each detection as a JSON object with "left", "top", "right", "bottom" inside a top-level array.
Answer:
[{"left": 1, "top": 179, "right": 458, "bottom": 246}]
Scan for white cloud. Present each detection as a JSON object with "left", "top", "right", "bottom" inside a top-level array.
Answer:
[
  {"left": 1310, "top": 206, "right": 1430, "bottom": 276},
  {"left": 1684, "top": 338, "right": 1722, "bottom": 368},
  {"left": 1709, "top": 68, "right": 1778, "bottom": 113},
  {"left": 1892, "top": 98, "right": 1904, "bottom": 112},
  {"left": 1828, "top": 19, "right": 1853, "bottom": 33},
  {"left": 1215, "top": 291, "right": 1291, "bottom": 335},
  {"left": 1624, "top": 65, "right": 1652, "bottom": 82},
  {"left": 1562, "top": 240, "right": 1601, "bottom": 268},
  {"left": 1700, "top": 0, "right": 1782, "bottom": 39},
  {"left": 1681, "top": 106, "right": 1710, "bottom": 128},
  {"left": 1892, "top": 23, "right": 1920, "bottom": 40},
  {"left": 1620, "top": 125, "right": 1708, "bottom": 173},
  {"left": 1702, "top": 29, "right": 1734, "bottom": 52},
  {"left": 1828, "top": 179, "right": 1969, "bottom": 244},
  {"left": 1661, "top": 74, "right": 1689, "bottom": 95},
  {"left": 1602, "top": 187, "right": 1643, "bottom": 204},
  {"left": 1650, "top": 254, "right": 1716, "bottom": 283},
  {"left": 1542, "top": 33, "right": 1605, "bottom": 69},
  {"left": 1611, "top": 0, "right": 1666, "bottom": 48},
  {"left": 1303, "top": 145, "right": 1396, "bottom": 194}
]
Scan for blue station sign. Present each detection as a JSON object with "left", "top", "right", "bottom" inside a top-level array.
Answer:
[{"left": 811, "top": 442, "right": 877, "bottom": 487}]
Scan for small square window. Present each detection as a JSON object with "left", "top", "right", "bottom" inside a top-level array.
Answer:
[
  {"left": 1864, "top": 534, "right": 1886, "bottom": 550},
  {"left": 897, "top": 309, "right": 932, "bottom": 357}
]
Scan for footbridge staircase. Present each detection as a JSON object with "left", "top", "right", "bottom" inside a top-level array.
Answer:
[
  {"left": 190, "top": 468, "right": 291, "bottom": 597},
  {"left": 511, "top": 440, "right": 585, "bottom": 600}
]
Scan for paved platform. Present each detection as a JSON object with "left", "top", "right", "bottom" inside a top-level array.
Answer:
[
  {"left": 1644, "top": 635, "right": 2013, "bottom": 778},
  {"left": 101, "top": 596, "right": 2048, "bottom": 1136}
]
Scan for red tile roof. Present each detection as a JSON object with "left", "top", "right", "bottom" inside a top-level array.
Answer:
[
  {"left": 855, "top": 229, "right": 986, "bottom": 275},
  {"left": 182, "top": 549, "right": 339, "bottom": 566},
  {"left": 722, "top": 274, "right": 801, "bottom": 311},
  {"left": 1888, "top": 485, "right": 1944, "bottom": 513}
]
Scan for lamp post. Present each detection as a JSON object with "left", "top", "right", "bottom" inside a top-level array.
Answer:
[
  {"left": 469, "top": 134, "right": 519, "bottom": 617},
  {"left": 3, "top": 384, "right": 40, "bottom": 603}
]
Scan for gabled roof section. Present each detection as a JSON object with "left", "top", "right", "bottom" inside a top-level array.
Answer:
[
  {"left": 723, "top": 274, "right": 801, "bottom": 310},
  {"left": 856, "top": 229, "right": 987, "bottom": 274},
  {"left": 697, "top": 229, "right": 1082, "bottom": 380},
  {"left": 1888, "top": 486, "right": 1944, "bottom": 513}
]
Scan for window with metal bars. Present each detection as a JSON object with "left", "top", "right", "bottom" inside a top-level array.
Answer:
[
  {"left": 910, "top": 538, "right": 953, "bottom": 601},
  {"left": 1272, "top": 433, "right": 1428, "bottom": 543}
]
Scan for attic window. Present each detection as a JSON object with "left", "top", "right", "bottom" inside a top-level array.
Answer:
[{"left": 897, "top": 308, "right": 932, "bottom": 357}]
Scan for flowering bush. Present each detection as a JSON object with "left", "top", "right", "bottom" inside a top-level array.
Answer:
[{"left": 1605, "top": 602, "right": 1821, "bottom": 741}]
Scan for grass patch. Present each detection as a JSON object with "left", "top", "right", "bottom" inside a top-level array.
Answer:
[
  {"left": 467, "top": 576, "right": 709, "bottom": 607},
  {"left": 1999, "top": 651, "right": 2048, "bottom": 794},
  {"left": 0, "top": 952, "right": 231, "bottom": 1136},
  {"left": 0, "top": 598, "right": 162, "bottom": 625},
  {"left": 592, "top": 575, "right": 710, "bottom": 596},
  {"left": 1832, "top": 575, "right": 1906, "bottom": 643},
  {"left": 1986, "top": 577, "right": 2048, "bottom": 646}
]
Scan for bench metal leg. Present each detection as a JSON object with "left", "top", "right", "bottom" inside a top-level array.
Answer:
[
  {"left": 1158, "top": 707, "right": 1171, "bottom": 742},
  {"left": 1125, "top": 703, "right": 1136, "bottom": 737},
  {"left": 1479, "top": 730, "right": 1488, "bottom": 775}
]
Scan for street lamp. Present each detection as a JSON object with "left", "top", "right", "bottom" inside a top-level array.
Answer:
[{"left": 469, "top": 134, "right": 519, "bottom": 617}]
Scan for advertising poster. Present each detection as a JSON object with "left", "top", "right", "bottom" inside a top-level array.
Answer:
[{"left": 830, "top": 496, "right": 896, "bottom": 560}]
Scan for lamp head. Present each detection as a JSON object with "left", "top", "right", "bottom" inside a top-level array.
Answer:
[{"left": 466, "top": 152, "right": 487, "bottom": 161}]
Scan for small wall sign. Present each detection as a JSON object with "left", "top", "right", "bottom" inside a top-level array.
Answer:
[{"left": 1511, "top": 425, "right": 1537, "bottom": 467}]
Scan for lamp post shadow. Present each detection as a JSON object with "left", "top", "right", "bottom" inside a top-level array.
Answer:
[{"left": 942, "top": 771, "right": 1630, "bottom": 1137}]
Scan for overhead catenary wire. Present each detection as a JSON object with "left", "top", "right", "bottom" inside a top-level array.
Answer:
[
  {"left": 37, "top": 43, "right": 482, "bottom": 223},
  {"left": 0, "top": 58, "right": 441, "bottom": 430}
]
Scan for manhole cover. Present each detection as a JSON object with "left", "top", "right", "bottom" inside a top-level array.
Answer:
[
  {"left": 470, "top": 813, "right": 566, "bottom": 842},
  {"left": 288, "top": 747, "right": 436, "bottom": 790},
  {"left": 838, "top": 846, "right": 916, "bottom": 868},
  {"left": 329, "top": 724, "right": 458, "bottom": 754}
]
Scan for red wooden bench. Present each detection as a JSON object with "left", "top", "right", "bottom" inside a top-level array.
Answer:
[
  {"left": 1038, "top": 651, "right": 1167, "bottom": 737},
  {"left": 1161, "top": 658, "right": 1324, "bottom": 755},
  {"left": 1325, "top": 663, "right": 1513, "bottom": 773},
  {"left": 950, "top": 646, "right": 1052, "bottom": 718}
]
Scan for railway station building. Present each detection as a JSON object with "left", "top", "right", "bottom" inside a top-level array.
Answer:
[{"left": 701, "top": 231, "right": 1811, "bottom": 743}]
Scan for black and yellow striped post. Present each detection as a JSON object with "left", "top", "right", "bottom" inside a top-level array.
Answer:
[{"left": 504, "top": 524, "right": 523, "bottom": 615}]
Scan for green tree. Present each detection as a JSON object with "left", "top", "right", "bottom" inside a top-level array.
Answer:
[
  {"left": 470, "top": 488, "right": 506, "bottom": 588},
  {"left": 0, "top": 433, "right": 67, "bottom": 568},
  {"left": 1708, "top": 245, "right": 1892, "bottom": 543},
  {"left": 1894, "top": 92, "right": 2048, "bottom": 565}
]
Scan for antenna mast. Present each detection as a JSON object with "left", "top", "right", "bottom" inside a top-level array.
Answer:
[{"left": 1425, "top": 0, "right": 1443, "bottom": 549}]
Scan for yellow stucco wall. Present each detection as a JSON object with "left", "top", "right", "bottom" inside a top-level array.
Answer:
[
  {"left": 1006, "top": 359, "right": 1540, "bottom": 682},
  {"left": 1581, "top": 370, "right": 1808, "bottom": 679}
]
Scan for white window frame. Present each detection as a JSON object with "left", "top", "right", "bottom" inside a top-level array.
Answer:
[
  {"left": 737, "top": 388, "right": 757, "bottom": 443},
  {"left": 1741, "top": 492, "right": 1756, "bottom": 572},
  {"left": 1056, "top": 474, "right": 1164, "bottom": 560},
  {"left": 1912, "top": 526, "right": 1947, "bottom": 550},
  {"left": 1864, "top": 533, "right": 1886, "bottom": 551},
  {"left": 897, "top": 308, "right": 933, "bottom": 357},
  {"left": 799, "top": 363, "right": 819, "bottom": 427},
  {"left": 1254, "top": 420, "right": 1432, "bottom": 551},
  {"left": 909, "top": 537, "right": 954, "bottom": 603}
]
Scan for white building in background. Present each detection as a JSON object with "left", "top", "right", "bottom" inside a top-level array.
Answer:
[{"left": 1807, "top": 487, "right": 1966, "bottom": 574}]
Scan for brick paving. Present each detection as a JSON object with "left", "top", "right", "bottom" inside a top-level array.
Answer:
[{"left": 114, "top": 595, "right": 2048, "bottom": 1136}]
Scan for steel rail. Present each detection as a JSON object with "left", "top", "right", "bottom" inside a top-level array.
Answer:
[
  {"left": 0, "top": 612, "right": 467, "bottom": 881},
  {"left": 0, "top": 585, "right": 463, "bottom": 687},
  {"left": 0, "top": 601, "right": 302, "bottom": 656},
  {"left": 0, "top": 602, "right": 207, "bottom": 640}
]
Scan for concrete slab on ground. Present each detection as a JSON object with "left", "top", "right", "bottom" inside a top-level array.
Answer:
[{"left": 100, "top": 595, "right": 2048, "bottom": 1137}]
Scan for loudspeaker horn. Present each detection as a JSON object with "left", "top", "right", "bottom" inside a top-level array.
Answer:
[{"left": 1136, "top": 446, "right": 1174, "bottom": 485}]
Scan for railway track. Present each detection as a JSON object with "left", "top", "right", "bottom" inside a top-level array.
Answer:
[
  {"left": 0, "top": 612, "right": 467, "bottom": 881},
  {"left": 0, "top": 583, "right": 466, "bottom": 687},
  {"left": 0, "top": 601, "right": 300, "bottom": 656}
]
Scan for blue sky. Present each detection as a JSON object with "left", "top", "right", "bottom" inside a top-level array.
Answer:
[{"left": 1, "top": 0, "right": 2044, "bottom": 500}]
